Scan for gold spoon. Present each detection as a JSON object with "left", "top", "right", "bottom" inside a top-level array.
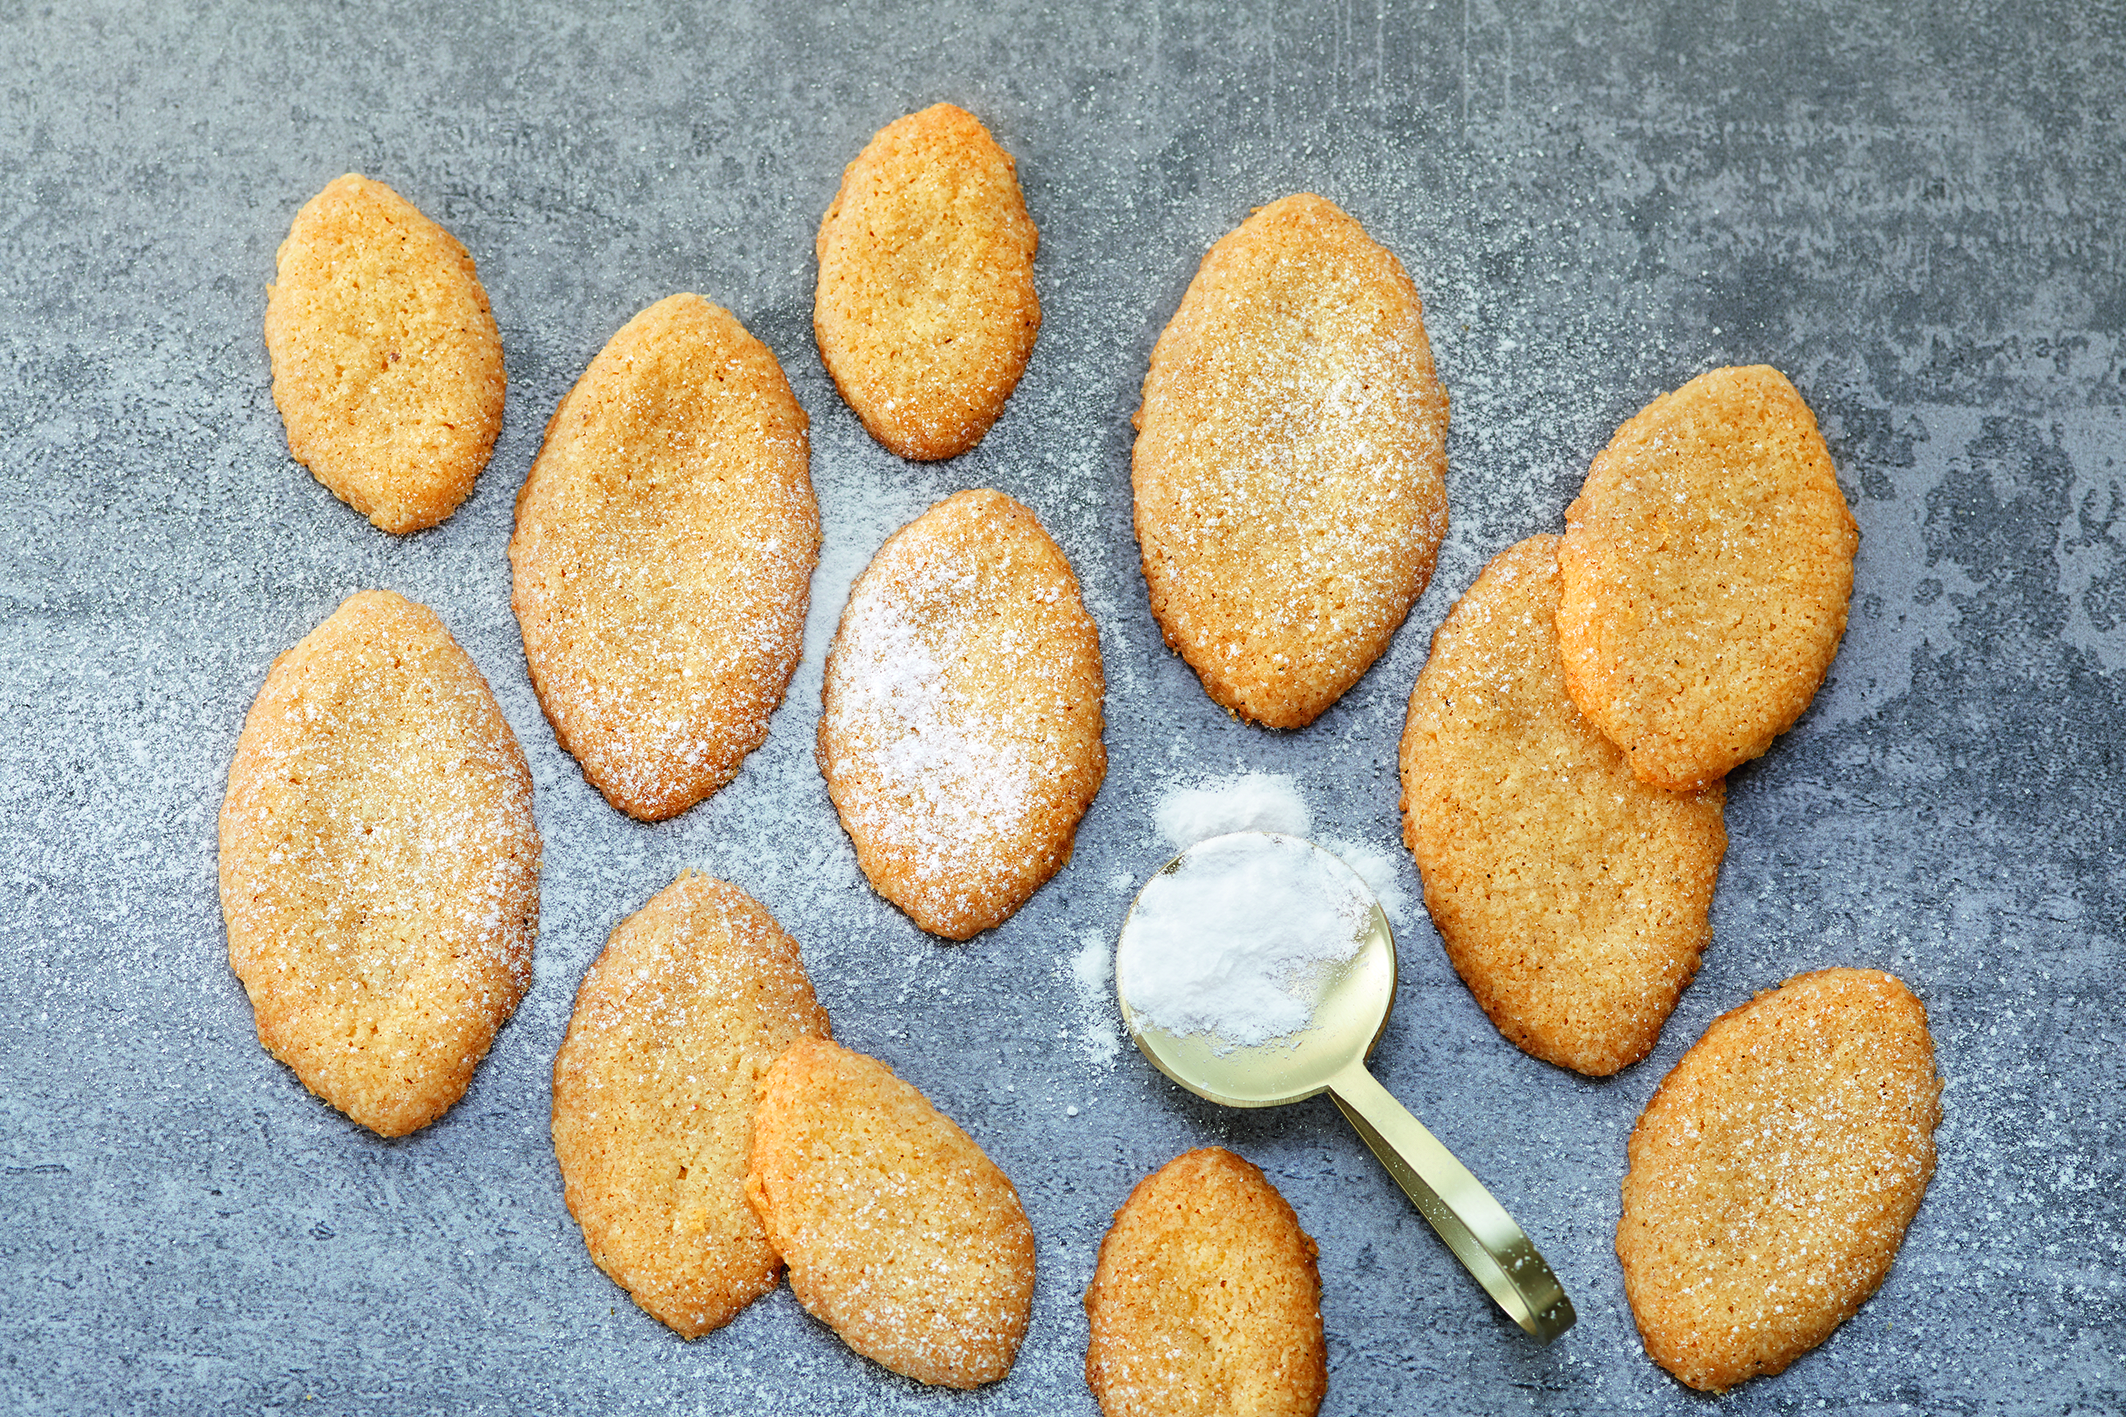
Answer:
[{"left": 1114, "top": 831, "right": 1576, "bottom": 1343}]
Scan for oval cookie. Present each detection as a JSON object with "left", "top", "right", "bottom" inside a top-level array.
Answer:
[
  {"left": 511, "top": 293, "right": 819, "bottom": 822},
  {"left": 815, "top": 103, "right": 1040, "bottom": 461},
  {"left": 1617, "top": 968, "right": 1941, "bottom": 1392},
  {"left": 1400, "top": 536, "right": 1727, "bottom": 1076},
  {"left": 552, "top": 872, "right": 830, "bottom": 1338},
  {"left": 745, "top": 1038, "right": 1035, "bottom": 1389},
  {"left": 1133, "top": 192, "right": 1450, "bottom": 729},
  {"left": 1557, "top": 364, "right": 1858, "bottom": 790},
  {"left": 264, "top": 174, "right": 506, "bottom": 534},
  {"left": 218, "top": 589, "right": 541, "bottom": 1137},
  {"left": 818, "top": 489, "right": 1105, "bottom": 939},
  {"left": 1084, "top": 1148, "right": 1326, "bottom": 1417}
]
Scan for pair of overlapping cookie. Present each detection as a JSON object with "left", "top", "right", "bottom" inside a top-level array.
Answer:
[
  {"left": 1399, "top": 365, "right": 1859, "bottom": 1078},
  {"left": 551, "top": 872, "right": 1034, "bottom": 1385}
]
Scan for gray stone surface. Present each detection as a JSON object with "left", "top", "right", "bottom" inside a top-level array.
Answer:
[{"left": 2, "top": 1, "right": 2121, "bottom": 1412}]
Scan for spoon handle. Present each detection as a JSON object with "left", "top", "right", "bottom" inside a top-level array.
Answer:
[{"left": 1328, "top": 1061, "right": 1575, "bottom": 1343}]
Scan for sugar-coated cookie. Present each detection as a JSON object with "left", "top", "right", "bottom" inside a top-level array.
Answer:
[
  {"left": 1400, "top": 536, "right": 1727, "bottom": 1076},
  {"left": 815, "top": 103, "right": 1040, "bottom": 460},
  {"left": 511, "top": 293, "right": 818, "bottom": 822},
  {"left": 551, "top": 872, "right": 830, "bottom": 1338},
  {"left": 746, "top": 1038, "right": 1035, "bottom": 1389},
  {"left": 264, "top": 174, "right": 505, "bottom": 534},
  {"left": 1557, "top": 365, "right": 1858, "bottom": 790},
  {"left": 1084, "top": 1148, "right": 1326, "bottom": 1417},
  {"left": 218, "top": 590, "right": 540, "bottom": 1137},
  {"left": 1133, "top": 192, "right": 1450, "bottom": 729},
  {"left": 818, "top": 489, "right": 1105, "bottom": 939},
  {"left": 1617, "top": 968, "right": 1941, "bottom": 1392}
]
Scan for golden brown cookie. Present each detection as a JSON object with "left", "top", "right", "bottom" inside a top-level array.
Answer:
[
  {"left": 1400, "top": 536, "right": 1728, "bottom": 1076},
  {"left": 1084, "top": 1148, "right": 1326, "bottom": 1417},
  {"left": 815, "top": 103, "right": 1040, "bottom": 460},
  {"left": 745, "top": 1038, "right": 1035, "bottom": 1389},
  {"left": 818, "top": 488, "right": 1105, "bottom": 939},
  {"left": 218, "top": 589, "right": 541, "bottom": 1137},
  {"left": 511, "top": 293, "right": 819, "bottom": 822},
  {"left": 551, "top": 872, "right": 830, "bottom": 1338},
  {"left": 1132, "top": 192, "right": 1450, "bottom": 729},
  {"left": 264, "top": 174, "right": 506, "bottom": 534},
  {"left": 1617, "top": 968, "right": 1942, "bottom": 1392},
  {"left": 1557, "top": 365, "right": 1859, "bottom": 790}
]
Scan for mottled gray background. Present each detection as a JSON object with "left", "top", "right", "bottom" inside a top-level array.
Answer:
[{"left": 2, "top": 1, "right": 2120, "bottom": 1412}]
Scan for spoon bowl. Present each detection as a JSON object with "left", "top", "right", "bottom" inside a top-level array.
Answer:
[
  {"left": 1117, "top": 839, "right": 1397, "bottom": 1106},
  {"left": 1115, "top": 832, "right": 1577, "bottom": 1344}
]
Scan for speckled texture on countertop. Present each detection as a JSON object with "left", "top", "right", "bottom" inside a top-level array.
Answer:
[{"left": 2, "top": 2, "right": 2120, "bottom": 1413}]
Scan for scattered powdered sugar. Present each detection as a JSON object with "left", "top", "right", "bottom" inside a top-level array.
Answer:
[
  {"left": 1068, "top": 931, "right": 1112, "bottom": 995},
  {"left": 1320, "top": 835, "right": 1411, "bottom": 927},
  {"left": 1154, "top": 771, "right": 1313, "bottom": 850},
  {"left": 1116, "top": 834, "right": 1374, "bottom": 1047},
  {"left": 1059, "top": 930, "right": 1120, "bottom": 1065}
]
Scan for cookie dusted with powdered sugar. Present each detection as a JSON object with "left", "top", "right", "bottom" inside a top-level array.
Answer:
[
  {"left": 511, "top": 294, "right": 819, "bottom": 822},
  {"left": 815, "top": 103, "right": 1040, "bottom": 460},
  {"left": 1617, "top": 968, "right": 1941, "bottom": 1392},
  {"left": 264, "top": 174, "right": 505, "bottom": 534},
  {"left": 552, "top": 872, "right": 830, "bottom": 1338},
  {"left": 1133, "top": 192, "right": 1450, "bottom": 729},
  {"left": 746, "top": 1038, "right": 1035, "bottom": 1389},
  {"left": 1084, "top": 1148, "right": 1326, "bottom": 1417},
  {"left": 1557, "top": 364, "right": 1857, "bottom": 790},
  {"left": 818, "top": 489, "right": 1105, "bottom": 939},
  {"left": 1400, "top": 536, "right": 1727, "bottom": 1076},
  {"left": 219, "top": 590, "right": 541, "bottom": 1137}
]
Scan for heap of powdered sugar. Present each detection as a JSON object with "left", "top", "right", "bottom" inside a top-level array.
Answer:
[
  {"left": 1116, "top": 832, "right": 1376, "bottom": 1048},
  {"left": 1151, "top": 770, "right": 1410, "bottom": 924},
  {"left": 1154, "top": 771, "right": 1314, "bottom": 848}
]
